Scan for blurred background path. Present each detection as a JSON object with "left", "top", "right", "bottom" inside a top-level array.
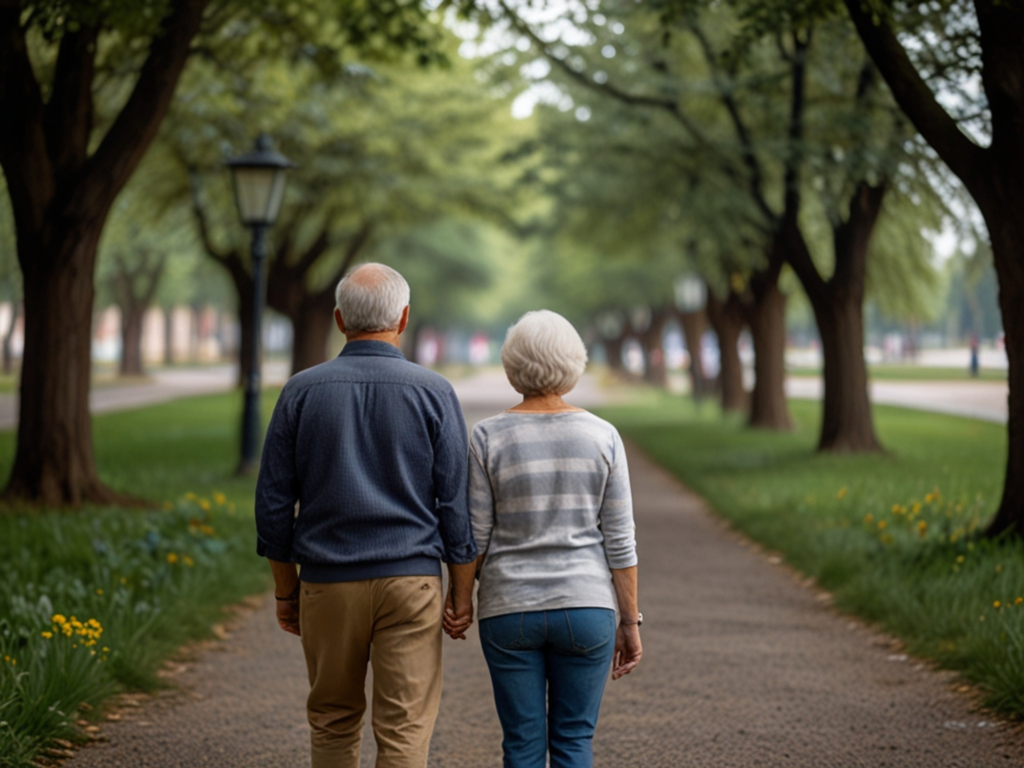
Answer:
[{"left": 0, "top": 362, "right": 1009, "bottom": 429}]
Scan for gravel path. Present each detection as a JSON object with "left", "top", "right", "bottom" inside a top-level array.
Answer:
[{"left": 67, "top": 433, "right": 1024, "bottom": 768}]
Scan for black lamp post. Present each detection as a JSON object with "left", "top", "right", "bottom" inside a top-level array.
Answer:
[{"left": 227, "top": 134, "right": 294, "bottom": 475}]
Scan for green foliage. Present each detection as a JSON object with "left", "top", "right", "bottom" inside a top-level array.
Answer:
[
  {"left": 598, "top": 396, "right": 1024, "bottom": 718},
  {"left": 0, "top": 392, "right": 278, "bottom": 767}
]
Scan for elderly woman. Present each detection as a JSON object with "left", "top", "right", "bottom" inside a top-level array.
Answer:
[{"left": 446, "top": 310, "right": 641, "bottom": 768}]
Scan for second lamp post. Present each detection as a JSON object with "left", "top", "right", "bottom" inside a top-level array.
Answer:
[{"left": 227, "top": 134, "right": 294, "bottom": 475}]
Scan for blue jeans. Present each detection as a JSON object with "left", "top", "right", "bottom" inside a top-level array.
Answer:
[{"left": 479, "top": 608, "right": 616, "bottom": 768}]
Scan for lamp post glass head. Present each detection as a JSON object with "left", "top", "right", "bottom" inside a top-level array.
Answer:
[{"left": 227, "top": 134, "right": 295, "bottom": 227}]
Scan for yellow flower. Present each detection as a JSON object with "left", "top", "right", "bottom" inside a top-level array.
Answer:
[
  {"left": 891, "top": 504, "right": 900, "bottom": 514},
  {"left": 956, "top": 555, "right": 965, "bottom": 564},
  {"left": 88, "top": 619, "right": 101, "bottom": 629},
  {"left": 864, "top": 513, "right": 874, "bottom": 524},
  {"left": 52, "top": 614, "right": 66, "bottom": 625},
  {"left": 877, "top": 520, "right": 887, "bottom": 530},
  {"left": 198, "top": 499, "right": 211, "bottom": 512},
  {"left": 917, "top": 520, "right": 927, "bottom": 536},
  {"left": 213, "top": 492, "right": 227, "bottom": 505},
  {"left": 183, "top": 556, "right": 195, "bottom": 567},
  {"left": 1015, "top": 597, "right": 1023, "bottom": 606},
  {"left": 924, "top": 492, "right": 934, "bottom": 503},
  {"left": 911, "top": 502, "right": 922, "bottom": 515},
  {"left": 167, "top": 552, "right": 179, "bottom": 564},
  {"left": 837, "top": 487, "right": 847, "bottom": 500},
  {"left": 994, "top": 601, "right": 1001, "bottom": 609},
  {"left": 41, "top": 631, "right": 52, "bottom": 639},
  {"left": 199, "top": 524, "right": 215, "bottom": 536},
  {"left": 96, "top": 589, "right": 104, "bottom": 595},
  {"left": 120, "top": 576, "right": 128, "bottom": 585},
  {"left": 995, "top": 564, "right": 1004, "bottom": 573},
  {"left": 102, "top": 647, "right": 110, "bottom": 653},
  {"left": 185, "top": 492, "right": 198, "bottom": 501}
]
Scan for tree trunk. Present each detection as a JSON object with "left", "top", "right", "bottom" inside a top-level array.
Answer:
[
  {"left": 5, "top": 233, "right": 131, "bottom": 505},
  {"left": 679, "top": 309, "right": 709, "bottom": 400},
  {"left": 289, "top": 299, "right": 335, "bottom": 375},
  {"left": 786, "top": 185, "right": 884, "bottom": 453},
  {"left": 604, "top": 334, "right": 626, "bottom": 375},
  {"left": 119, "top": 305, "right": 146, "bottom": 377},
  {"left": 747, "top": 277, "right": 793, "bottom": 430},
  {"left": 639, "top": 307, "right": 671, "bottom": 386},
  {"left": 3, "top": 300, "right": 20, "bottom": 375},
  {"left": 985, "top": 213, "right": 1024, "bottom": 537},
  {"left": 706, "top": 289, "right": 747, "bottom": 413},
  {"left": 814, "top": 292, "right": 879, "bottom": 451}
]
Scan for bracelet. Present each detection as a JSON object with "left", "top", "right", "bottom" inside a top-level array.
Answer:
[
  {"left": 620, "top": 612, "right": 643, "bottom": 627},
  {"left": 275, "top": 586, "right": 300, "bottom": 602}
]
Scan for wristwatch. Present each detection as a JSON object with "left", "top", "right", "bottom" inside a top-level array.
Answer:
[{"left": 621, "top": 612, "right": 643, "bottom": 627}]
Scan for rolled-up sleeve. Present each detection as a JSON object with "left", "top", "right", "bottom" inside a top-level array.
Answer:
[
  {"left": 432, "top": 389, "right": 478, "bottom": 564},
  {"left": 599, "top": 430, "right": 638, "bottom": 569},
  {"left": 468, "top": 428, "right": 495, "bottom": 555},
  {"left": 255, "top": 388, "right": 299, "bottom": 562}
]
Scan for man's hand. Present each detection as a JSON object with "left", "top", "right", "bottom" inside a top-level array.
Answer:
[
  {"left": 612, "top": 624, "right": 642, "bottom": 680},
  {"left": 443, "top": 560, "right": 478, "bottom": 640},
  {"left": 277, "top": 596, "right": 301, "bottom": 636},
  {"left": 442, "top": 588, "right": 473, "bottom": 639}
]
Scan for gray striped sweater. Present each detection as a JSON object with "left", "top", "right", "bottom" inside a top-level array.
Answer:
[{"left": 469, "top": 410, "right": 637, "bottom": 621}]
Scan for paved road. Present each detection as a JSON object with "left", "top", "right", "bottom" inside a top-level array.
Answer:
[
  {"left": 0, "top": 363, "right": 291, "bottom": 431},
  {"left": 786, "top": 377, "right": 1008, "bottom": 424},
  {"left": 67, "top": 392, "right": 1024, "bottom": 767}
]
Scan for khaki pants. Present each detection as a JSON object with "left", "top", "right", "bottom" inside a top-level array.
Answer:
[{"left": 299, "top": 576, "right": 443, "bottom": 768}]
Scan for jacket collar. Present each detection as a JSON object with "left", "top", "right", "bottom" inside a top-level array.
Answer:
[{"left": 338, "top": 340, "right": 407, "bottom": 360}]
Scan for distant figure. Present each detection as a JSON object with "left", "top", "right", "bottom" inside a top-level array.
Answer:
[
  {"left": 255, "top": 263, "right": 478, "bottom": 768},
  {"left": 970, "top": 334, "right": 980, "bottom": 377},
  {"left": 447, "top": 310, "right": 642, "bottom": 768}
]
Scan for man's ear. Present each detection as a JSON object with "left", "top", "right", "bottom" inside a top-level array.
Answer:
[
  {"left": 334, "top": 308, "right": 346, "bottom": 335},
  {"left": 396, "top": 305, "right": 410, "bottom": 335}
]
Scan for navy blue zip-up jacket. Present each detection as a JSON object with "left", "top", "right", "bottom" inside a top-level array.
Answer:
[{"left": 254, "top": 340, "right": 478, "bottom": 582}]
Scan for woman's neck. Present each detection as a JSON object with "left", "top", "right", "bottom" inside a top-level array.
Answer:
[{"left": 507, "top": 393, "right": 584, "bottom": 413}]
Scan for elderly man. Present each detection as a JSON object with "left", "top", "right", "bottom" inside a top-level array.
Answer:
[{"left": 255, "top": 263, "right": 478, "bottom": 768}]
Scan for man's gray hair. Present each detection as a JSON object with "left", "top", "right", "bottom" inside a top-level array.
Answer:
[
  {"left": 501, "top": 310, "right": 588, "bottom": 396},
  {"left": 335, "top": 263, "right": 410, "bottom": 333}
]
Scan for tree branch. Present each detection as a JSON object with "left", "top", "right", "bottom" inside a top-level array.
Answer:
[
  {"left": 783, "top": 28, "right": 810, "bottom": 224},
  {"left": 0, "top": 5, "right": 53, "bottom": 232},
  {"left": 77, "top": 0, "right": 208, "bottom": 216},
  {"left": 688, "top": 20, "right": 776, "bottom": 224},
  {"left": 843, "top": 0, "right": 987, "bottom": 192},
  {"left": 44, "top": 25, "right": 99, "bottom": 180}
]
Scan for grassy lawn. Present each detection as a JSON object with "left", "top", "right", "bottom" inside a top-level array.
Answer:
[
  {"left": 0, "top": 391, "right": 280, "bottom": 768},
  {"left": 787, "top": 364, "right": 1007, "bottom": 382},
  {"left": 597, "top": 396, "right": 1024, "bottom": 719}
]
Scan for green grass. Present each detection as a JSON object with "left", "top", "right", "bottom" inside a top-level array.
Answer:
[
  {"left": 0, "top": 391, "right": 280, "bottom": 767},
  {"left": 787, "top": 364, "right": 1007, "bottom": 381},
  {"left": 597, "top": 396, "right": 1024, "bottom": 719}
]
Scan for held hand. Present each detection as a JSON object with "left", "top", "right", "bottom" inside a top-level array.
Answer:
[
  {"left": 276, "top": 597, "right": 301, "bottom": 636},
  {"left": 442, "top": 589, "right": 473, "bottom": 640},
  {"left": 612, "top": 624, "right": 642, "bottom": 680}
]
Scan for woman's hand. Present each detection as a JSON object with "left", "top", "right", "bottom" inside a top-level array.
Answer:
[
  {"left": 442, "top": 588, "right": 473, "bottom": 640},
  {"left": 612, "top": 623, "right": 642, "bottom": 679}
]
